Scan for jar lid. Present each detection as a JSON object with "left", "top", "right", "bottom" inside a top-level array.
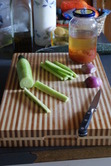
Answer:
[{"left": 73, "top": 9, "right": 95, "bottom": 17}]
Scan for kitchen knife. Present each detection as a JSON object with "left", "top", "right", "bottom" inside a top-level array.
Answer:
[{"left": 78, "top": 89, "right": 101, "bottom": 137}]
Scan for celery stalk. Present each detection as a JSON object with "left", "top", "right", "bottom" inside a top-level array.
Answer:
[
  {"left": 45, "top": 60, "right": 73, "bottom": 76},
  {"left": 41, "top": 62, "right": 70, "bottom": 80},
  {"left": 34, "top": 81, "right": 69, "bottom": 102},
  {"left": 56, "top": 70, "right": 73, "bottom": 80},
  {"left": 40, "top": 62, "right": 64, "bottom": 80},
  {"left": 56, "top": 70, "right": 69, "bottom": 80},
  {"left": 54, "top": 61, "right": 78, "bottom": 78},
  {"left": 24, "top": 88, "right": 51, "bottom": 113}
]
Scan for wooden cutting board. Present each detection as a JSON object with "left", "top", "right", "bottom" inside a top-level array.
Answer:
[{"left": 0, "top": 53, "right": 111, "bottom": 147}]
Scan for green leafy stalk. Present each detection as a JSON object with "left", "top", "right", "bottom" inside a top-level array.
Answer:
[
  {"left": 34, "top": 81, "right": 69, "bottom": 102},
  {"left": 24, "top": 87, "right": 51, "bottom": 113}
]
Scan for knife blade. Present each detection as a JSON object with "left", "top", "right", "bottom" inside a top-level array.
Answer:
[{"left": 78, "top": 89, "right": 101, "bottom": 137}]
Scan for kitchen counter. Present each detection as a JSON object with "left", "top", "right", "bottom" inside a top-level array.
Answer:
[{"left": 0, "top": 33, "right": 111, "bottom": 165}]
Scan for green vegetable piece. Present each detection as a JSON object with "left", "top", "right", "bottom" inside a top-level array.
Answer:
[
  {"left": 24, "top": 88, "right": 51, "bottom": 113},
  {"left": 34, "top": 81, "right": 69, "bottom": 102},
  {"left": 56, "top": 70, "right": 72, "bottom": 80},
  {"left": 57, "top": 71, "right": 69, "bottom": 80},
  {"left": 40, "top": 62, "right": 64, "bottom": 80},
  {"left": 45, "top": 60, "right": 73, "bottom": 76},
  {"left": 17, "top": 55, "right": 34, "bottom": 89},
  {"left": 54, "top": 61, "right": 78, "bottom": 78}
]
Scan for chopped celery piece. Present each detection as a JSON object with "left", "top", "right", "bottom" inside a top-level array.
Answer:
[
  {"left": 24, "top": 88, "right": 51, "bottom": 113},
  {"left": 41, "top": 60, "right": 78, "bottom": 80},
  {"left": 54, "top": 61, "right": 78, "bottom": 78},
  {"left": 34, "top": 81, "right": 69, "bottom": 102},
  {"left": 56, "top": 70, "right": 73, "bottom": 80},
  {"left": 56, "top": 70, "right": 69, "bottom": 80},
  {"left": 40, "top": 62, "right": 64, "bottom": 80},
  {"left": 45, "top": 60, "right": 73, "bottom": 76},
  {"left": 54, "top": 61, "right": 73, "bottom": 72}
]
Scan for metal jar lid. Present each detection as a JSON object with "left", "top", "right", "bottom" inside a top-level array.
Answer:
[{"left": 73, "top": 9, "right": 95, "bottom": 17}]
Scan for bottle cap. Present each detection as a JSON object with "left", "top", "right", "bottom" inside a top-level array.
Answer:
[{"left": 73, "top": 9, "right": 95, "bottom": 17}]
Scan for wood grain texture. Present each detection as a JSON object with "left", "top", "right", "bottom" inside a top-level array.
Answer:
[{"left": 0, "top": 53, "right": 111, "bottom": 147}]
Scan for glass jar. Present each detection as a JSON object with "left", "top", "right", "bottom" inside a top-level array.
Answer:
[
  {"left": 51, "top": 26, "right": 69, "bottom": 46},
  {"left": 69, "top": 9, "right": 97, "bottom": 63},
  {"left": 10, "top": 0, "right": 33, "bottom": 52}
]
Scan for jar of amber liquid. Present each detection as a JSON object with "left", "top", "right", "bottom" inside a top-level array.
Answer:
[{"left": 69, "top": 9, "right": 97, "bottom": 63}]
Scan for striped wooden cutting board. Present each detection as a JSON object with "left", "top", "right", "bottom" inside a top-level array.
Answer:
[{"left": 0, "top": 53, "right": 111, "bottom": 147}]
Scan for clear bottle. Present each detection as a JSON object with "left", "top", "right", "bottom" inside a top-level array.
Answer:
[
  {"left": 69, "top": 9, "right": 97, "bottom": 63},
  {"left": 10, "top": 0, "right": 33, "bottom": 52}
]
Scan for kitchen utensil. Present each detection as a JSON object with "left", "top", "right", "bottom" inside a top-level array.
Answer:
[{"left": 78, "top": 89, "right": 101, "bottom": 137}]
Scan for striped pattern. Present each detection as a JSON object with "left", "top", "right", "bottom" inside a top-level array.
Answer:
[{"left": 0, "top": 53, "right": 111, "bottom": 147}]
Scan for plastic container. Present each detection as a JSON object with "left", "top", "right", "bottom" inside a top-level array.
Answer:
[{"left": 69, "top": 9, "right": 97, "bottom": 63}]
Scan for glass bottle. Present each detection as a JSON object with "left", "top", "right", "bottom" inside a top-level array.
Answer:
[
  {"left": 69, "top": 9, "right": 97, "bottom": 63},
  {"left": 33, "top": 0, "right": 56, "bottom": 46},
  {"left": 10, "top": 0, "right": 33, "bottom": 52}
]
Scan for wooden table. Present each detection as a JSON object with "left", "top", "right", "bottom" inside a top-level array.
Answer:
[{"left": 0, "top": 33, "right": 111, "bottom": 165}]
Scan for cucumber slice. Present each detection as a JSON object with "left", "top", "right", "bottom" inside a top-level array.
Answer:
[{"left": 17, "top": 55, "right": 34, "bottom": 88}]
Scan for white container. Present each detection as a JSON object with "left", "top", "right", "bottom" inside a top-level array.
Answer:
[{"left": 33, "top": 0, "right": 56, "bottom": 46}]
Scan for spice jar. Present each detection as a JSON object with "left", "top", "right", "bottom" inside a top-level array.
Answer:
[
  {"left": 69, "top": 9, "right": 97, "bottom": 63},
  {"left": 10, "top": 0, "right": 33, "bottom": 52}
]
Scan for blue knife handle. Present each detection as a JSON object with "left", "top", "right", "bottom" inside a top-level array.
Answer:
[{"left": 78, "top": 108, "right": 94, "bottom": 137}]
